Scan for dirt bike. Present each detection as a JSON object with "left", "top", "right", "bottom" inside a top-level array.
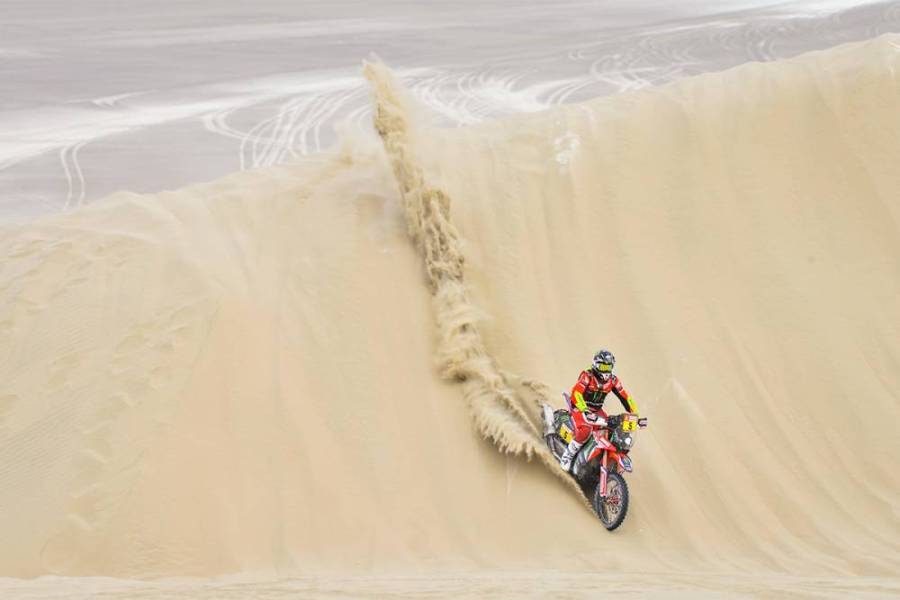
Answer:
[{"left": 541, "top": 395, "right": 648, "bottom": 530}]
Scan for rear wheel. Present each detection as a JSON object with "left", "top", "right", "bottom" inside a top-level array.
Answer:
[{"left": 593, "top": 471, "right": 629, "bottom": 531}]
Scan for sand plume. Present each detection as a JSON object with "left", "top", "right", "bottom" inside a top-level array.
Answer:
[{"left": 361, "top": 61, "right": 588, "bottom": 501}]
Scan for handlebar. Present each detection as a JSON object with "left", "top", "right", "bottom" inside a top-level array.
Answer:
[
  {"left": 608, "top": 413, "right": 649, "bottom": 430},
  {"left": 583, "top": 412, "right": 648, "bottom": 433}
]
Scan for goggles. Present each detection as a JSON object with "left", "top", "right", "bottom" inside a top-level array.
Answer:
[{"left": 596, "top": 363, "right": 613, "bottom": 373}]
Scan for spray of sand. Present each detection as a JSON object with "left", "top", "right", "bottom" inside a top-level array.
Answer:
[{"left": 362, "top": 61, "right": 589, "bottom": 500}]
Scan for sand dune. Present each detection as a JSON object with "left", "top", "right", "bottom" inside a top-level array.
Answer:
[{"left": 1, "top": 34, "right": 899, "bottom": 595}]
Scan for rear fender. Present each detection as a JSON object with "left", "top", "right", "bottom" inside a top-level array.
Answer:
[{"left": 541, "top": 404, "right": 555, "bottom": 435}]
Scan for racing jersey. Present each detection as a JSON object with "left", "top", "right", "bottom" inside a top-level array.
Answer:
[{"left": 570, "top": 369, "right": 638, "bottom": 415}]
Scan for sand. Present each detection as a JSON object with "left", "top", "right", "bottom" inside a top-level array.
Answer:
[{"left": 0, "top": 32, "right": 899, "bottom": 597}]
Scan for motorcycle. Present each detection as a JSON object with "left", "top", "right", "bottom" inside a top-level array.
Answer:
[{"left": 542, "top": 395, "right": 648, "bottom": 530}]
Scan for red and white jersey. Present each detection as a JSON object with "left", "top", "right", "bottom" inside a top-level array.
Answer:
[{"left": 570, "top": 370, "right": 637, "bottom": 414}]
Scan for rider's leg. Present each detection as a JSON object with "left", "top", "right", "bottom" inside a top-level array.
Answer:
[
  {"left": 559, "top": 410, "right": 591, "bottom": 471},
  {"left": 558, "top": 439, "right": 583, "bottom": 472}
]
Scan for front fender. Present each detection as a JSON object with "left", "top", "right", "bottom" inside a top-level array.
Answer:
[{"left": 610, "top": 450, "right": 633, "bottom": 473}]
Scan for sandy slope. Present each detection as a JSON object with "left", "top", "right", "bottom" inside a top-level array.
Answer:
[{"left": 0, "top": 35, "right": 899, "bottom": 595}]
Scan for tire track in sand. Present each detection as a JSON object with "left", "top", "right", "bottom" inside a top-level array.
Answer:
[{"left": 60, "top": 141, "right": 88, "bottom": 211}]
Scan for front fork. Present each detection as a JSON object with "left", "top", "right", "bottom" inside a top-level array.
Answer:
[{"left": 599, "top": 451, "right": 608, "bottom": 497}]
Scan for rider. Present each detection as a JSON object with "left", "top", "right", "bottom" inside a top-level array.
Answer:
[{"left": 559, "top": 349, "right": 639, "bottom": 472}]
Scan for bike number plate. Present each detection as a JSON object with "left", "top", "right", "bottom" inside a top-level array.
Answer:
[
  {"left": 559, "top": 425, "right": 573, "bottom": 444},
  {"left": 622, "top": 420, "right": 637, "bottom": 432}
]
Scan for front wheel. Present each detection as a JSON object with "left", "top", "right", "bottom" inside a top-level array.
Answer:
[{"left": 593, "top": 471, "right": 629, "bottom": 531}]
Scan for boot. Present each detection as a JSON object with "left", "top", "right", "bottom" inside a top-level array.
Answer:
[{"left": 558, "top": 439, "right": 584, "bottom": 472}]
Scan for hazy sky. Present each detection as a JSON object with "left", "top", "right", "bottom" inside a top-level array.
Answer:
[{"left": 1, "top": 0, "right": 898, "bottom": 218}]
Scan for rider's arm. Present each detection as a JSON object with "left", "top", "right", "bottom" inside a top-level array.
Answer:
[
  {"left": 612, "top": 376, "right": 639, "bottom": 415},
  {"left": 571, "top": 371, "right": 591, "bottom": 412}
]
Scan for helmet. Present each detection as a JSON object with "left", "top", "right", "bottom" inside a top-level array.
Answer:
[{"left": 591, "top": 349, "right": 615, "bottom": 382}]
